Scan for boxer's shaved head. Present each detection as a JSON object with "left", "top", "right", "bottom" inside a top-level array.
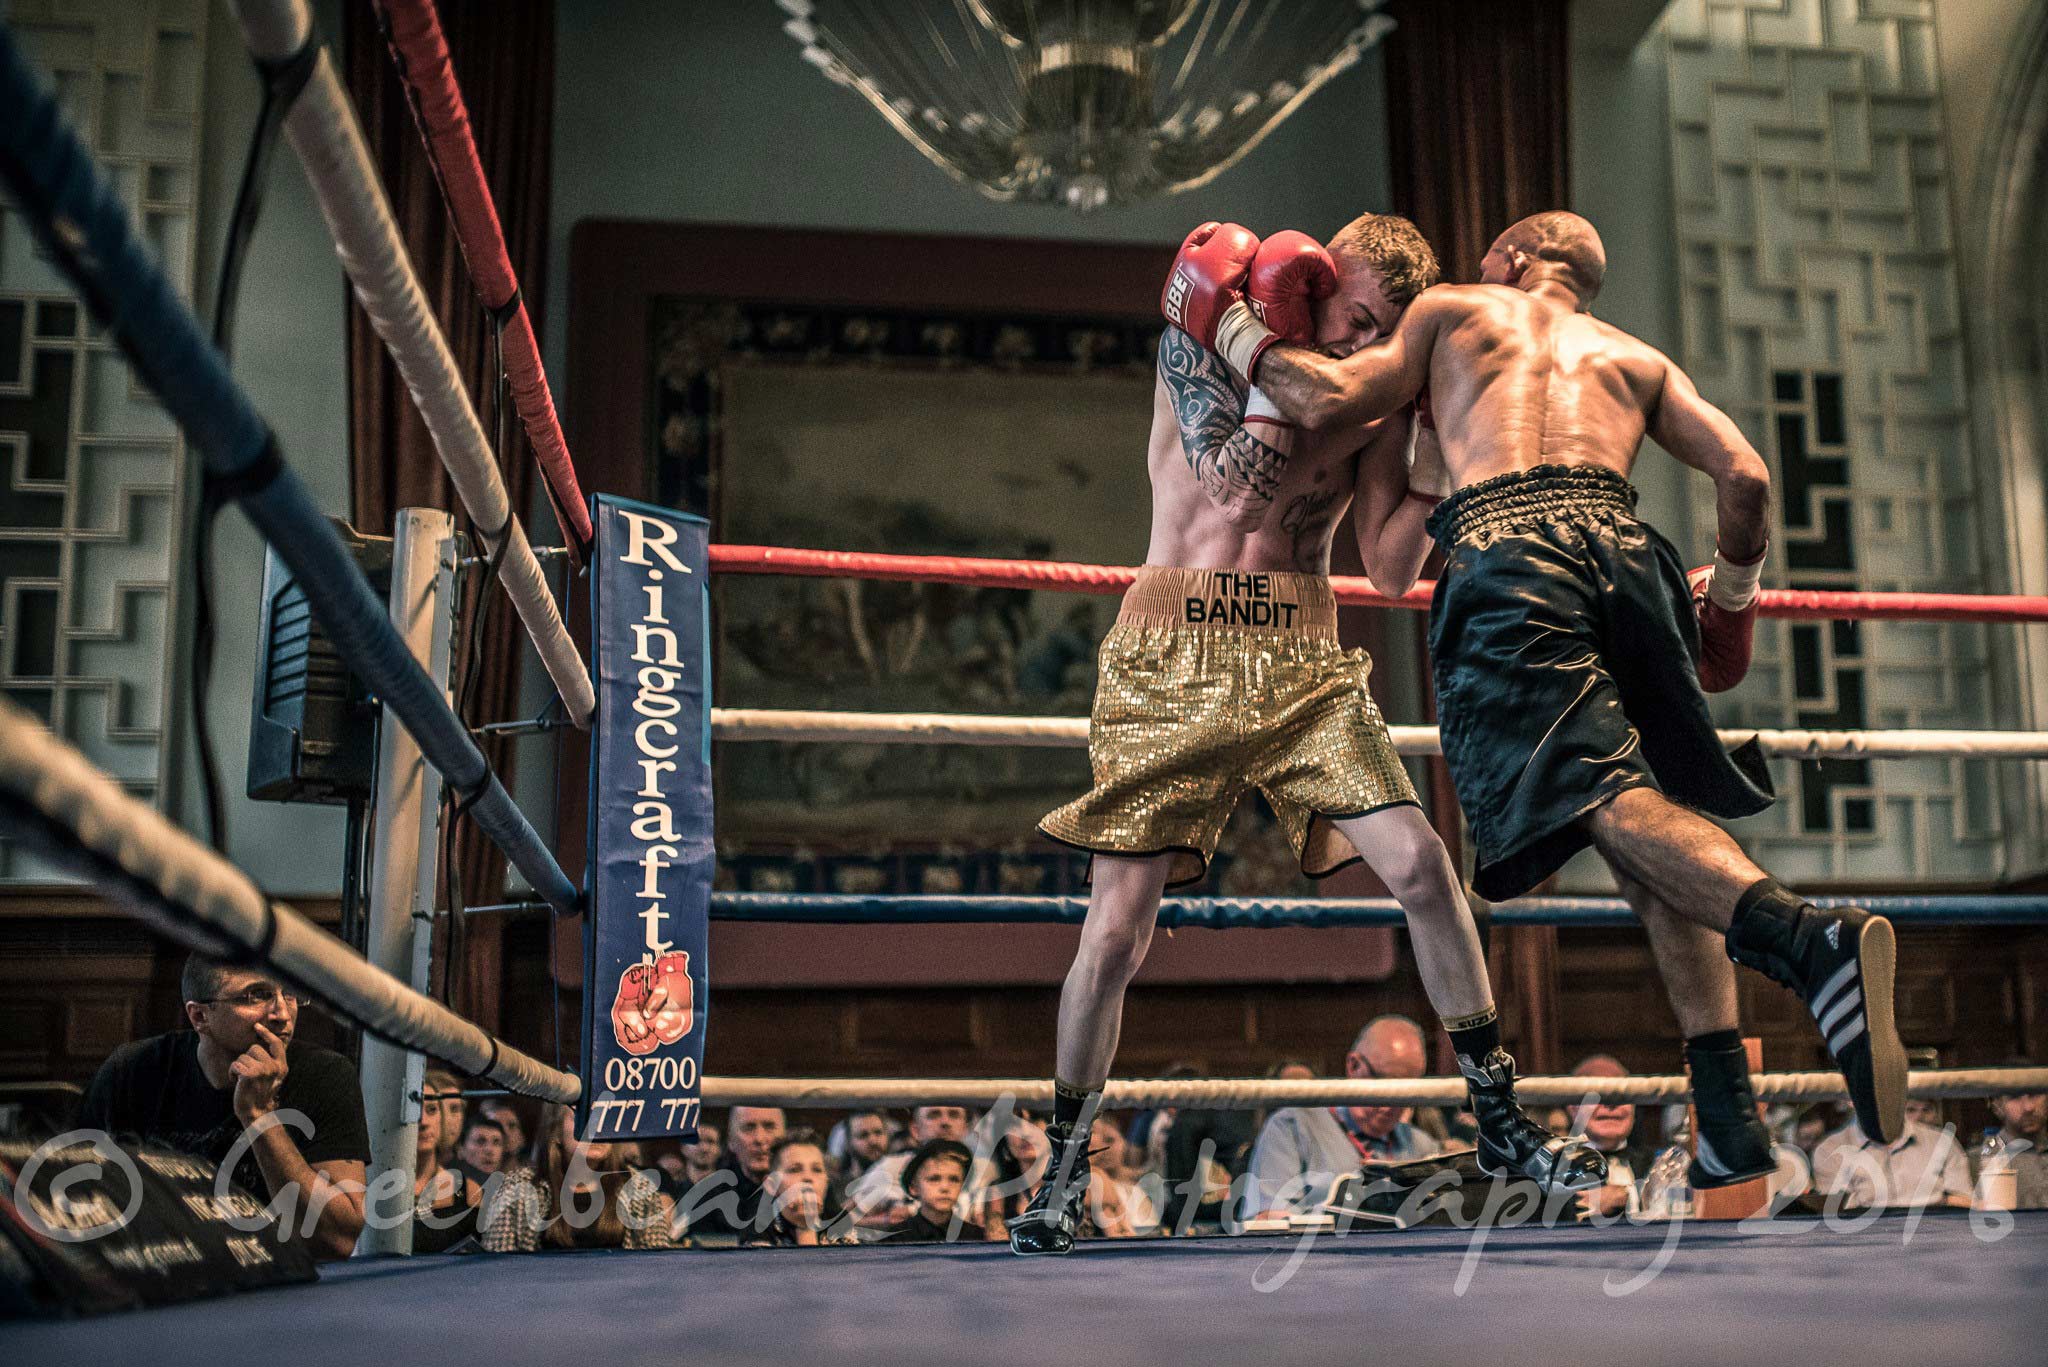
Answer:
[
  {"left": 1486, "top": 211, "right": 1606, "bottom": 302},
  {"left": 1326, "top": 212, "right": 1439, "bottom": 304}
]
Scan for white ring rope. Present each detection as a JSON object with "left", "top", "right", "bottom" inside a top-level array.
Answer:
[
  {"left": 0, "top": 700, "right": 579, "bottom": 1104},
  {"left": 710, "top": 709, "right": 2048, "bottom": 759},
  {"left": 229, "top": 0, "right": 595, "bottom": 728},
  {"left": 702, "top": 1067, "right": 2048, "bottom": 1111}
]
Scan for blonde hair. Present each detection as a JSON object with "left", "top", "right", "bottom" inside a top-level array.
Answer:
[{"left": 1326, "top": 213, "right": 1440, "bottom": 303}]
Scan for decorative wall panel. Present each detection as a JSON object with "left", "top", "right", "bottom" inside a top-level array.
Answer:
[
  {"left": 1664, "top": 0, "right": 2001, "bottom": 882},
  {"left": 0, "top": 1, "right": 207, "bottom": 878}
]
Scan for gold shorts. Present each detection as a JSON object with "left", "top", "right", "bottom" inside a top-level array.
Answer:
[{"left": 1039, "top": 567, "right": 1419, "bottom": 888}]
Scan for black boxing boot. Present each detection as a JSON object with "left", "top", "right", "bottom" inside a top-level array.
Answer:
[
  {"left": 1681, "top": 1032, "right": 1777, "bottom": 1189},
  {"left": 1727, "top": 880, "right": 1905, "bottom": 1143},
  {"left": 1008, "top": 1120, "right": 1092, "bottom": 1256},
  {"left": 1462, "top": 1047, "right": 1608, "bottom": 1192}
]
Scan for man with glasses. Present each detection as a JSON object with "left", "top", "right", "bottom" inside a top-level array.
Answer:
[
  {"left": 77, "top": 952, "right": 370, "bottom": 1258},
  {"left": 1238, "top": 1015, "right": 1442, "bottom": 1226}
]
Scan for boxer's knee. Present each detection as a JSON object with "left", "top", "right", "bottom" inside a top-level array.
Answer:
[
  {"left": 1075, "top": 857, "right": 1166, "bottom": 987},
  {"left": 1074, "top": 917, "right": 1151, "bottom": 989},
  {"left": 1582, "top": 784, "right": 1670, "bottom": 848},
  {"left": 1384, "top": 838, "right": 1462, "bottom": 921}
]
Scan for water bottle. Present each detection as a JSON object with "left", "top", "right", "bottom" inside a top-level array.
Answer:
[
  {"left": 1642, "top": 1143, "right": 1693, "bottom": 1219},
  {"left": 1975, "top": 1128, "right": 2017, "bottom": 1212}
]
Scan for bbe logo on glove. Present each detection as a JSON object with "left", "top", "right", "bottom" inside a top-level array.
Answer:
[
  {"left": 1163, "top": 266, "right": 1194, "bottom": 331},
  {"left": 1160, "top": 221, "right": 1259, "bottom": 339},
  {"left": 609, "top": 950, "right": 693, "bottom": 1056}
]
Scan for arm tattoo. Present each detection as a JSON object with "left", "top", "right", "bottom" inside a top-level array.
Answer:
[{"left": 1158, "top": 327, "right": 1289, "bottom": 521}]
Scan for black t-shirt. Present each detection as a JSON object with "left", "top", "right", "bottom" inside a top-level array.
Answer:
[
  {"left": 880, "top": 1210, "right": 984, "bottom": 1244},
  {"left": 1161, "top": 1107, "right": 1256, "bottom": 1228},
  {"left": 673, "top": 1166, "right": 768, "bottom": 1239},
  {"left": 76, "top": 1031, "right": 370, "bottom": 1199},
  {"left": 413, "top": 1172, "right": 481, "bottom": 1254}
]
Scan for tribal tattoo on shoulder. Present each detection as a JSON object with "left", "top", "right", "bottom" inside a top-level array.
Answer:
[{"left": 1158, "top": 327, "right": 1288, "bottom": 522}]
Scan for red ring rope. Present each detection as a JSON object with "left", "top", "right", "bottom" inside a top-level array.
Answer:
[
  {"left": 374, "top": 0, "right": 593, "bottom": 556},
  {"left": 709, "top": 545, "right": 2048, "bottom": 623}
]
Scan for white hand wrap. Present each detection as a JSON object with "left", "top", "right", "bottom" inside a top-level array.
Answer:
[
  {"left": 1212, "top": 298, "right": 1275, "bottom": 384},
  {"left": 1407, "top": 428, "right": 1453, "bottom": 498},
  {"left": 1708, "top": 544, "right": 1766, "bottom": 611},
  {"left": 1242, "top": 387, "right": 1290, "bottom": 428}
]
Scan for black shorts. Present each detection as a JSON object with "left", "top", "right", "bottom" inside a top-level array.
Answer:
[{"left": 1425, "top": 465, "right": 1774, "bottom": 901}]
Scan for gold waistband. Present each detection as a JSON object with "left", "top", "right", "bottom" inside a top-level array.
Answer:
[{"left": 1116, "top": 567, "right": 1338, "bottom": 639}]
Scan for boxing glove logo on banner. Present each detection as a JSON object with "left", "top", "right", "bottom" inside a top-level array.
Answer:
[{"left": 609, "top": 951, "right": 694, "bottom": 1055}]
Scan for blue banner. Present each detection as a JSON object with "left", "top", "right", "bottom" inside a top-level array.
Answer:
[{"left": 582, "top": 496, "right": 712, "bottom": 1140}]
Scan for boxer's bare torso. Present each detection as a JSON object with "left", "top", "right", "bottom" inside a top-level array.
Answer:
[
  {"left": 1257, "top": 281, "right": 1769, "bottom": 559},
  {"left": 1399, "top": 285, "right": 1665, "bottom": 486},
  {"left": 1145, "top": 326, "right": 1425, "bottom": 587}
]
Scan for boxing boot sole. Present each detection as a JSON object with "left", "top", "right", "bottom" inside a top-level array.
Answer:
[{"left": 1854, "top": 913, "right": 1907, "bottom": 1145}]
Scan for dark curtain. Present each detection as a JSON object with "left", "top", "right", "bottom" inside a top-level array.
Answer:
[
  {"left": 1381, "top": 0, "right": 1571, "bottom": 1071},
  {"left": 344, "top": 0, "right": 558, "bottom": 1034},
  {"left": 1384, "top": 0, "right": 1571, "bottom": 284}
]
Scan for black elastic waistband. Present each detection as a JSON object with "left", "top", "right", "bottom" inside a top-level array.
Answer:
[{"left": 1427, "top": 464, "right": 1640, "bottom": 546}]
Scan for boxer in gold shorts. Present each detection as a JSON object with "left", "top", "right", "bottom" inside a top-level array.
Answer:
[
  {"left": 1041, "top": 566, "right": 1417, "bottom": 889},
  {"left": 1011, "top": 217, "right": 1603, "bottom": 1257}
]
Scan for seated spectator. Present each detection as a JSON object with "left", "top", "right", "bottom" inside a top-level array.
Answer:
[
  {"left": 423, "top": 1068, "right": 465, "bottom": 1167},
  {"left": 1789, "top": 1106, "right": 1836, "bottom": 1158},
  {"left": 454, "top": 1115, "right": 507, "bottom": 1185},
  {"left": 76, "top": 952, "right": 368, "bottom": 1260},
  {"left": 477, "top": 1098, "right": 529, "bottom": 1175},
  {"left": 1812, "top": 1097, "right": 1971, "bottom": 1209},
  {"left": 675, "top": 1106, "right": 783, "bottom": 1239},
  {"left": 986, "top": 1109, "right": 1051, "bottom": 1232},
  {"left": 1250, "top": 1058, "right": 1317, "bottom": 1137},
  {"left": 1089, "top": 1115, "right": 1158, "bottom": 1234},
  {"left": 1569, "top": 1054, "right": 1655, "bottom": 1218},
  {"left": 880, "top": 1139, "right": 984, "bottom": 1244},
  {"left": 744, "top": 1128, "right": 854, "bottom": 1247},
  {"left": 831, "top": 1109, "right": 893, "bottom": 1183},
  {"left": 1971, "top": 1066, "right": 2047, "bottom": 1209},
  {"left": 846, "top": 1105, "right": 994, "bottom": 1229},
  {"left": 681, "top": 1119, "right": 723, "bottom": 1189},
  {"left": 413, "top": 1097, "right": 482, "bottom": 1253},
  {"left": 1240, "top": 1015, "right": 1441, "bottom": 1225},
  {"left": 1151, "top": 1065, "right": 1255, "bottom": 1235},
  {"left": 482, "top": 1104, "right": 672, "bottom": 1251}
]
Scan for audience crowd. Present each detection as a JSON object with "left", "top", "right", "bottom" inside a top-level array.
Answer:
[{"left": 69, "top": 952, "right": 2048, "bottom": 1259}]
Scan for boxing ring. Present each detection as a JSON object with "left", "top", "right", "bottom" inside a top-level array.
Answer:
[
  {"left": 6, "top": 1216, "right": 2046, "bottom": 1366},
  {"left": 4, "top": 0, "right": 2048, "bottom": 1358}
]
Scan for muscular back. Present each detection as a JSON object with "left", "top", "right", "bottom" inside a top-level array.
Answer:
[
  {"left": 1419, "top": 284, "right": 1668, "bottom": 487},
  {"left": 1147, "top": 326, "right": 1412, "bottom": 576},
  {"left": 1145, "top": 368, "right": 1358, "bottom": 574}
]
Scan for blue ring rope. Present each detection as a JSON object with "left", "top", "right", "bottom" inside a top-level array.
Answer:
[
  {"left": 0, "top": 27, "right": 577, "bottom": 914},
  {"left": 709, "top": 892, "right": 2048, "bottom": 928}
]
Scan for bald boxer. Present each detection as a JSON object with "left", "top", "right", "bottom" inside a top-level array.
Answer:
[
  {"left": 1184, "top": 210, "right": 1907, "bottom": 1189},
  {"left": 1012, "top": 216, "right": 1604, "bottom": 1258}
]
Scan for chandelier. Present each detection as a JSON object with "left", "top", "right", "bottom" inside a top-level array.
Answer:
[{"left": 775, "top": 0, "right": 1396, "bottom": 212}]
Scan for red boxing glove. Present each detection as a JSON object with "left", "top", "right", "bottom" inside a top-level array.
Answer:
[
  {"left": 1246, "top": 230, "right": 1337, "bottom": 345},
  {"left": 1688, "top": 546, "right": 1766, "bottom": 692},
  {"left": 1160, "top": 221, "right": 1260, "bottom": 347},
  {"left": 645, "top": 951, "right": 694, "bottom": 1046},
  {"left": 610, "top": 963, "right": 660, "bottom": 1056}
]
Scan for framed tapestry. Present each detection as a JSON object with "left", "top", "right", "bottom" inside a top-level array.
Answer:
[{"left": 561, "top": 221, "right": 1408, "bottom": 986}]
